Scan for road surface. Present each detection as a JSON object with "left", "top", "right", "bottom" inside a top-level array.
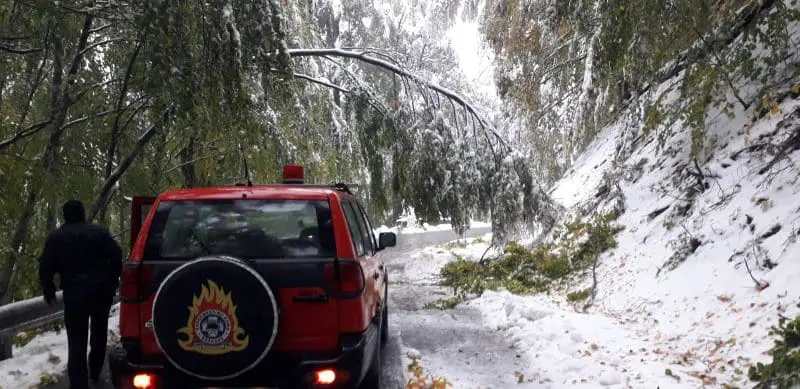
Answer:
[{"left": 44, "top": 227, "right": 512, "bottom": 389}]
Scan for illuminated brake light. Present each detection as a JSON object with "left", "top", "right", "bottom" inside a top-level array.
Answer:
[
  {"left": 314, "top": 369, "right": 336, "bottom": 385},
  {"left": 133, "top": 373, "right": 154, "bottom": 389},
  {"left": 283, "top": 164, "right": 304, "bottom": 184}
]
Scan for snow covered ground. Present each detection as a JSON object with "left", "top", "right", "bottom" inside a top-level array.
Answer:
[
  {"left": 374, "top": 220, "right": 492, "bottom": 235},
  {"left": 383, "top": 233, "right": 544, "bottom": 388},
  {"left": 0, "top": 306, "right": 121, "bottom": 388},
  {"left": 391, "top": 236, "right": 680, "bottom": 388},
  {"left": 545, "top": 87, "right": 800, "bottom": 387},
  {"left": 390, "top": 67, "right": 800, "bottom": 389}
]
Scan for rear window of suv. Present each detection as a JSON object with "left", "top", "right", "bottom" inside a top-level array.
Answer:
[{"left": 143, "top": 199, "right": 335, "bottom": 260}]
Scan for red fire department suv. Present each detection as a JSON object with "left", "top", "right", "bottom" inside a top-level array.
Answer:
[{"left": 109, "top": 165, "right": 396, "bottom": 389}]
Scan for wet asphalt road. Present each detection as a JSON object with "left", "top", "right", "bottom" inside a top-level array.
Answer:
[{"left": 43, "top": 227, "right": 491, "bottom": 389}]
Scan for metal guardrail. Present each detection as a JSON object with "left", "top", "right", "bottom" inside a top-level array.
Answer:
[
  {"left": 0, "top": 291, "right": 66, "bottom": 361},
  {"left": 0, "top": 291, "right": 66, "bottom": 337},
  {"left": 0, "top": 291, "right": 121, "bottom": 361}
]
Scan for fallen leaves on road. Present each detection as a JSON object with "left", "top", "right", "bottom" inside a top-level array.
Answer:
[{"left": 406, "top": 358, "right": 453, "bottom": 389}]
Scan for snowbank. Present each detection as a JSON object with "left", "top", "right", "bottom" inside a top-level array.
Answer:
[
  {"left": 468, "top": 291, "right": 680, "bottom": 388},
  {"left": 374, "top": 220, "right": 491, "bottom": 236},
  {"left": 544, "top": 84, "right": 800, "bottom": 386},
  {"left": 402, "top": 235, "right": 680, "bottom": 388},
  {"left": 0, "top": 306, "right": 121, "bottom": 388}
]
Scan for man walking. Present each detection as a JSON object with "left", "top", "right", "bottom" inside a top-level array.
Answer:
[{"left": 39, "top": 200, "right": 123, "bottom": 389}]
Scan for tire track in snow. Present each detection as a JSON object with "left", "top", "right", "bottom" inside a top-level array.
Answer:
[{"left": 379, "top": 228, "right": 542, "bottom": 389}]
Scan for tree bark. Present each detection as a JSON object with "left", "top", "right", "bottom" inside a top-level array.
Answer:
[
  {"left": 104, "top": 42, "right": 142, "bottom": 179},
  {"left": 179, "top": 134, "right": 199, "bottom": 188},
  {"left": 88, "top": 107, "right": 173, "bottom": 223},
  {"left": 0, "top": 190, "right": 37, "bottom": 305}
]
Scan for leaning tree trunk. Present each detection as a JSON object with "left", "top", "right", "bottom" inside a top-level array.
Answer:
[
  {"left": 0, "top": 190, "right": 37, "bottom": 305},
  {"left": 88, "top": 107, "right": 173, "bottom": 223}
]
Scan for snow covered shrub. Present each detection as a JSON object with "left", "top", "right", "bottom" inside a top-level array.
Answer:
[
  {"left": 434, "top": 211, "right": 621, "bottom": 306},
  {"left": 566, "top": 288, "right": 592, "bottom": 302},
  {"left": 438, "top": 257, "right": 488, "bottom": 298},
  {"left": 423, "top": 296, "right": 462, "bottom": 310},
  {"left": 13, "top": 319, "right": 64, "bottom": 347},
  {"left": 749, "top": 301, "right": 800, "bottom": 389}
]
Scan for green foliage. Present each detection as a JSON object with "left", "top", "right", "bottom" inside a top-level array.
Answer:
[
  {"left": 38, "top": 372, "right": 60, "bottom": 386},
  {"left": 0, "top": 0, "right": 569, "bottom": 302},
  {"left": 566, "top": 288, "right": 591, "bottom": 302},
  {"left": 438, "top": 212, "right": 621, "bottom": 302},
  {"left": 13, "top": 319, "right": 64, "bottom": 348},
  {"left": 748, "top": 301, "right": 800, "bottom": 388},
  {"left": 424, "top": 296, "right": 462, "bottom": 310},
  {"left": 483, "top": 0, "right": 799, "bottom": 180}
]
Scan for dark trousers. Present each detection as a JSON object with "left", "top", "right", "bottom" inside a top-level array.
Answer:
[{"left": 63, "top": 292, "right": 113, "bottom": 389}]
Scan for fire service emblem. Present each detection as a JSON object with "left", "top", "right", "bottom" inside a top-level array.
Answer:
[{"left": 177, "top": 280, "right": 249, "bottom": 355}]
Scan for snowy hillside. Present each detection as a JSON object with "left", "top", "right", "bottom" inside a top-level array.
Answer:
[{"left": 545, "top": 88, "right": 800, "bottom": 387}]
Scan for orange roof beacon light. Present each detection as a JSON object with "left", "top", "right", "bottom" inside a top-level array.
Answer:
[
  {"left": 283, "top": 164, "right": 305, "bottom": 184},
  {"left": 313, "top": 368, "right": 337, "bottom": 385},
  {"left": 132, "top": 373, "right": 154, "bottom": 389}
]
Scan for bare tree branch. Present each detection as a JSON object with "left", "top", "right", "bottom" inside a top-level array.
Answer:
[
  {"left": 0, "top": 43, "right": 42, "bottom": 54},
  {"left": 66, "top": 15, "right": 95, "bottom": 80},
  {"left": 89, "top": 106, "right": 174, "bottom": 222},
  {"left": 61, "top": 108, "right": 119, "bottom": 130},
  {"left": 0, "top": 120, "right": 50, "bottom": 151},
  {"left": 0, "top": 35, "right": 34, "bottom": 41},
  {"left": 79, "top": 37, "right": 124, "bottom": 56},
  {"left": 105, "top": 41, "right": 142, "bottom": 178},
  {"left": 89, "top": 24, "right": 112, "bottom": 34},
  {"left": 293, "top": 72, "right": 351, "bottom": 93}
]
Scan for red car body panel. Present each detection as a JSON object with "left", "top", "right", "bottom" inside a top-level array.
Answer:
[{"left": 120, "top": 184, "right": 387, "bottom": 357}]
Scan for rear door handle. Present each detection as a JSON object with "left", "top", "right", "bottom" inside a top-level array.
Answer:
[{"left": 293, "top": 294, "right": 329, "bottom": 303}]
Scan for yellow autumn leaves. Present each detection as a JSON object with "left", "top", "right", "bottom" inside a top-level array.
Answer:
[{"left": 406, "top": 358, "right": 452, "bottom": 389}]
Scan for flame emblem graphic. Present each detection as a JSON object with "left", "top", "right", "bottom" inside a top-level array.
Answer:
[{"left": 177, "top": 280, "right": 249, "bottom": 355}]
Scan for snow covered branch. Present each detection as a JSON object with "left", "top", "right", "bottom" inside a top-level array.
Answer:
[
  {"left": 287, "top": 48, "right": 509, "bottom": 148},
  {"left": 293, "top": 72, "right": 351, "bottom": 93}
]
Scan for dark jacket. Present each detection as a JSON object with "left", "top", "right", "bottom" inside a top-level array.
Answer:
[{"left": 38, "top": 222, "right": 123, "bottom": 303}]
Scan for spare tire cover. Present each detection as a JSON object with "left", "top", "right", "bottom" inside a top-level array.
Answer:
[{"left": 151, "top": 255, "right": 279, "bottom": 380}]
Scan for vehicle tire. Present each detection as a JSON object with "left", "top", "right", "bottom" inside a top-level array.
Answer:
[
  {"left": 359, "top": 327, "right": 382, "bottom": 389},
  {"left": 380, "top": 286, "right": 389, "bottom": 347},
  {"left": 150, "top": 255, "right": 280, "bottom": 381}
]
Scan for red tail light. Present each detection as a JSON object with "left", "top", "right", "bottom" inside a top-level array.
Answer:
[
  {"left": 323, "top": 261, "right": 365, "bottom": 294},
  {"left": 119, "top": 262, "right": 155, "bottom": 339},
  {"left": 120, "top": 263, "right": 155, "bottom": 302}
]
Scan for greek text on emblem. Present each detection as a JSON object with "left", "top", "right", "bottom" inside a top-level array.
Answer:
[{"left": 177, "top": 280, "right": 249, "bottom": 355}]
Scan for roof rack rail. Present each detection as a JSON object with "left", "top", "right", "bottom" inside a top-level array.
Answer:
[{"left": 279, "top": 182, "right": 360, "bottom": 195}]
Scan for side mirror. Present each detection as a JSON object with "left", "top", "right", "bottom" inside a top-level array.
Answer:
[{"left": 378, "top": 232, "right": 397, "bottom": 250}]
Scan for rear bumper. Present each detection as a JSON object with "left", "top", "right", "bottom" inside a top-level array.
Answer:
[{"left": 109, "top": 326, "right": 378, "bottom": 389}]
